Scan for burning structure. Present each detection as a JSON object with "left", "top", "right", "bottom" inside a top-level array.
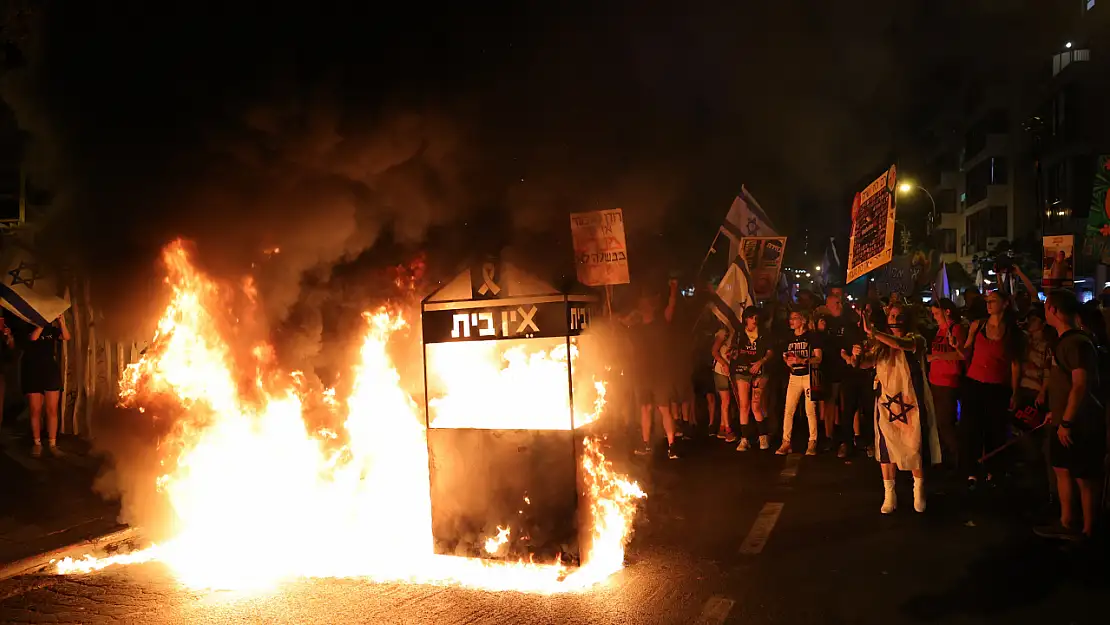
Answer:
[
  {"left": 421, "top": 259, "right": 602, "bottom": 565},
  {"left": 55, "top": 243, "right": 643, "bottom": 594}
]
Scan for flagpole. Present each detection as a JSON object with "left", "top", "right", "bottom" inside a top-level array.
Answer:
[{"left": 696, "top": 230, "right": 722, "bottom": 281}]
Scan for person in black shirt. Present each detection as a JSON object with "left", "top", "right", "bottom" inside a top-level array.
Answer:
[
  {"left": 622, "top": 290, "right": 679, "bottom": 459},
  {"left": 731, "top": 306, "right": 773, "bottom": 451},
  {"left": 824, "top": 294, "right": 863, "bottom": 457},
  {"left": 22, "top": 315, "right": 71, "bottom": 457},
  {"left": 777, "top": 309, "right": 822, "bottom": 456}
]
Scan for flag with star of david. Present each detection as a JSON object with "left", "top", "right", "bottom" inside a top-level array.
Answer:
[
  {"left": 719, "top": 186, "right": 779, "bottom": 264},
  {"left": 0, "top": 247, "right": 70, "bottom": 326},
  {"left": 873, "top": 341, "right": 942, "bottom": 471}
]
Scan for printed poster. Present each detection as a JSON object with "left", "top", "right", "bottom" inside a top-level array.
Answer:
[
  {"left": 739, "top": 236, "right": 787, "bottom": 300},
  {"left": 1083, "top": 155, "right": 1110, "bottom": 264},
  {"left": 569, "top": 208, "right": 630, "bottom": 286},
  {"left": 847, "top": 164, "right": 898, "bottom": 283},
  {"left": 1042, "top": 234, "right": 1075, "bottom": 290}
]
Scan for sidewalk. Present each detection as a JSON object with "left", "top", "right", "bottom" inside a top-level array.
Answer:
[{"left": 0, "top": 427, "right": 124, "bottom": 568}]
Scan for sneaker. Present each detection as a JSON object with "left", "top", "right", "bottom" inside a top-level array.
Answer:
[
  {"left": 667, "top": 446, "right": 679, "bottom": 460},
  {"left": 715, "top": 431, "right": 727, "bottom": 440},
  {"left": 1034, "top": 522, "right": 1083, "bottom": 541},
  {"left": 758, "top": 435, "right": 770, "bottom": 450},
  {"left": 775, "top": 441, "right": 791, "bottom": 456},
  {"left": 724, "top": 432, "right": 739, "bottom": 443},
  {"left": 805, "top": 440, "right": 818, "bottom": 456},
  {"left": 633, "top": 445, "right": 652, "bottom": 456},
  {"left": 736, "top": 438, "right": 751, "bottom": 452},
  {"left": 46, "top": 444, "right": 64, "bottom": 457},
  {"left": 30, "top": 443, "right": 43, "bottom": 458},
  {"left": 837, "top": 442, "right": 850, "bottom": 458}
]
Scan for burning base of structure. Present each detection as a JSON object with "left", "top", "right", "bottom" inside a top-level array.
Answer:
[{"left": 54, "top": 241, "right": 644, "bottom": 594}]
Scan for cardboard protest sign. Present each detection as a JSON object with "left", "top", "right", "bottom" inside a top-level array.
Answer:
[
  {"left": 569, "top": 209, "right": 630, "bottom": 286},
  {"left": 847, "top": 165, "right": 898, "bottom": 283},
  {"left": 739, "top": 237, "right": 787, "bottom": 300}
]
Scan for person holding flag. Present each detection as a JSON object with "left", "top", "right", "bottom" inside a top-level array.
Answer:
[
  {"left": 22, "top": 315, "right": 71, "bottom": 457},
  {"left": 860, "top": 303, "right": 942, "bottom": 513}
]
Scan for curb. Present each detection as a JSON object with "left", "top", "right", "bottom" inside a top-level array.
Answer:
[{"left": 0, "top": 526, "right": 140, "bottom": 582}]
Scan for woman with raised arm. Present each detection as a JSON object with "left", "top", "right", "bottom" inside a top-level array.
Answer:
[
  {"left": 861, "top": 304, "right": 942, "bottom": 513},
  {"left": 952, "top": 290, "right": 1023, "bottom": 488}
]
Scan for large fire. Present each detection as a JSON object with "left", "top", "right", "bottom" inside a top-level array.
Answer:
[{"left": 56, "top": 241, "right": 644, "bottom": 593}]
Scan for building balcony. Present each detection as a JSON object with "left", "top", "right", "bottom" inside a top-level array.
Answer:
[
  {"left": 963, "top": 185, "right": 1010, "bottom": 215},
  {"left": 963, "top": 134, "right": 1009, "bottom": 168},
  {"left": 1053, "top": 48, "right": 1090, "bottom": 77}
]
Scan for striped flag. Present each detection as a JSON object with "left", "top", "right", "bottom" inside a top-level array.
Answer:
[
  {"left": 933, "top": 263, "right": 950, "bottom": 299},
  {"left": 709, "top": 255, "right": 754, "bottom": 331},
  {"left": 874, "top": 347, "right": 943, "bottom": 470},
  {"left": 720, "top": 186, "right": 778, "bottom": 263},
  {"left": 0, "top": 247, "right": 70, "bottom": 326}
]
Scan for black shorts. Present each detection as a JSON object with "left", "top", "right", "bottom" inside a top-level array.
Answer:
[
  {"left": 21, "top": 361, "right": 62, "bottom": 395},
  {"left": 692, "top": 368, "right": 715, "bottom": 395},
  {"left": 1050, "top": 415, "right": 1107, "bottom": 480}
]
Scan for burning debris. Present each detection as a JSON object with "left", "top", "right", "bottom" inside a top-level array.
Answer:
[{"left": 55, "top": 241, "right": 644, "bottom": 594}]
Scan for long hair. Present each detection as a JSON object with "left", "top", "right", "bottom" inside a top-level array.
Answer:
[
  {"left": 874, "top": 303, "right": 921, "bottom": 361},
  {"left": 989, "top": 290, "right": 1025, "bottom": 360}
]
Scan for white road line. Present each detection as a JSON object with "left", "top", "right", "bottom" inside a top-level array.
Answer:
[
  {"left": 739, "top": 502, "right": 785, "bottom": 555},
  {"left": 779, "top": 453, "right": 801, "bottom": 481},
  {"left": 697, "top": 595, "right": 736, "bottom": 624}
]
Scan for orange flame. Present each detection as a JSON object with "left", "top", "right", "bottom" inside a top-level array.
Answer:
[{"left": 56, "top": 240, "right": 643, "bottom": 593}]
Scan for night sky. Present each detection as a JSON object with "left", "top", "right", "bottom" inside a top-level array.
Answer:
[{"left": 0, "top": 1, "right": 1063, "bottom": 321}]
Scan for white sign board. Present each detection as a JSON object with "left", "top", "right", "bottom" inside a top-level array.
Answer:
[{"left": 569, "top": 209, "right": 630, "bottom": 286}]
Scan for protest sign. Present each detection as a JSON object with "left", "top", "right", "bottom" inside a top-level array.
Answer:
[
  {"left": 569, "top": 209, "right": 630, "bottom": 286},
  {"left": 847, "top": 165, "right": 898, "bottom": 283},
  {"left": 1042, "top": 234, "right": 1075, "bottom": 290},
  {"left": 739, "top": 236, "right": 787, "bottom": 300}
]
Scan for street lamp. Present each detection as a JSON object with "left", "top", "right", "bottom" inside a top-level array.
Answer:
[{"left": 897, "top": 181, "right": 938, "bottom": 234}]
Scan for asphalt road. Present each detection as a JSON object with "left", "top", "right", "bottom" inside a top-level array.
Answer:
[{"left": 1, "top": 435, "right": 1107, "bottom": 625}]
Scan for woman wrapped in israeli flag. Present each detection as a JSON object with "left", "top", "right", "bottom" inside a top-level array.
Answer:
[{"left": 855, "top": 302, "right": 943, "bottom": 514}]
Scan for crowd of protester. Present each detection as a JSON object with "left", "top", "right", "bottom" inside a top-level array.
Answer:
[{"left": 615, "top": 272, "right": 1108, "bottom": 541}]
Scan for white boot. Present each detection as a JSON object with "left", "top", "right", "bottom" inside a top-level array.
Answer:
[
  {"left": 913, "top": 477, "right": 926, "bottom": 513},
  {"left": 881, "top": 480, "right": 897, "bottom": 514}
]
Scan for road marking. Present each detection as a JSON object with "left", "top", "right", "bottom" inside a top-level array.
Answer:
[
  {"left": 779, "top": 453, "right": 801, "bottom": 481},
  {"left": 739, "top": 502, "right": 784, "bottom": 555},
  {"left": 697, "top": 595, "right": 735, "bottom": 624}
]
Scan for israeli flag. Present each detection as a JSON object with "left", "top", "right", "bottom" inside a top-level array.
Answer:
[
  {"left": 0, "top": 248, "right": 70, "bottom": 326},
  {"left": 709, "top": 255, "right": 754, "bottom": 331},
  {"left": 873, "top": 346, "right": 942, "bottom": 471},
  {"left": 720, "top": 186, "right": 778, "bottom": 263}
]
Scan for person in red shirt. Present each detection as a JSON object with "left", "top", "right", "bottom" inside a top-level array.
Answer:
[
  {"left": 953, "top": 290, "right": 1023, "bottom": 487},
  {"left": 927, "top": 299, "right": 966, "bottom": 470}
]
